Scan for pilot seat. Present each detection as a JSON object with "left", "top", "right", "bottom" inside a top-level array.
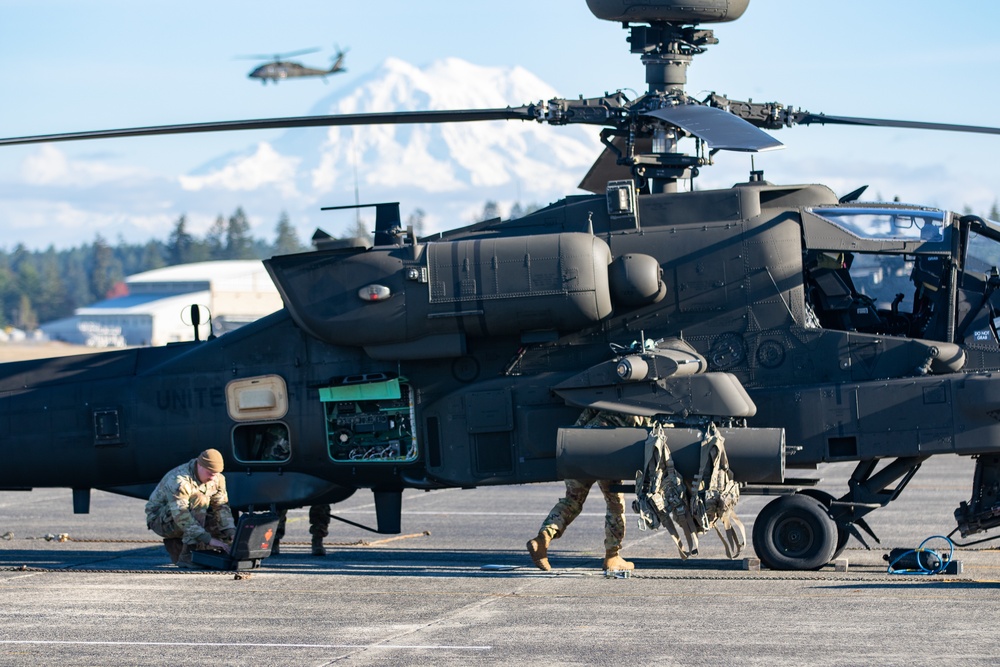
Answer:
[{"left": 806, "top": 252, "right": 883, "bottom": 332}]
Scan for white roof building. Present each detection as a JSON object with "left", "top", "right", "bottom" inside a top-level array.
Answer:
[{"left": 41, "top": 260, "right": 283, "bottom": 347}]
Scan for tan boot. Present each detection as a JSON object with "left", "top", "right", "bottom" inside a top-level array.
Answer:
[
  {"left": 162, "top": 538, "right": 183, "bottom": 564},
  {"left": 603, "top": 549, "right": 634, "bottom": 572},
  {"left": 527, "top": 532, "right": 552, "bottom": 571},
  {"left": 311, "top": 534, "right": 327, "bottom": 557},
  {"left": 176, "top": 543, "right": 196, "bottom": 569}
]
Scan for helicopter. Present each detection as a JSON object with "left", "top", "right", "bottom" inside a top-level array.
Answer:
[
  {"left": 2, "top": 0, "right": 1000, "bottom": 571},
  {"left": 241, "top": 46, "right": 347, "bottom": 84}
]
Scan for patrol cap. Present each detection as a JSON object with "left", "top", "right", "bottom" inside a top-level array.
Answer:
[{"left": 197, "top": 448, "right": 225, "bottom": 473}]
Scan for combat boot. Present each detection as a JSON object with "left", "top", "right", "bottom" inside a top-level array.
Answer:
[
  {"left": 311, "top": 534, "right": 327, "bottom": 557},
  {"left": 602, "top": 548, "right": 634, "bottom": 572},
  {"left": 526, "top": 532, "right": 552, "bottom": 571},
  {"left": 162, "top": 538, "right": 183, "bottom": 564},
  {"left": 176, "top": 543, "right": 195, "bottom": 569}
]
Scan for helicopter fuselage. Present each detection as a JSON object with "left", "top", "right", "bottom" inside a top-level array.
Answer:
[{"left": 4, "top": 179, "right": 1000, "bottom": 564}]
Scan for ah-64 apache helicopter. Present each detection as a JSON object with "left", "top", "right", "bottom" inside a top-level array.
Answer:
[{"left": 3, "top": 0, "right": 1000, "bottom": 571}]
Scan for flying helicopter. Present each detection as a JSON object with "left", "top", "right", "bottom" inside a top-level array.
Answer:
[
  {"left": 241, "top": 46, "right": 347, "bottom": 84},
  {"left": 3, "top": 0, "right": 1000, "bottom": 571}
]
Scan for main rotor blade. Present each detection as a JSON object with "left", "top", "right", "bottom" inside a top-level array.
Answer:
[
  {"left": 0, "top": 107, "right": 536, "bottom": 146},
  {"left": 236, "top": 47, "right": 321, "bottom": 61},
  {"left": 794, "top": 112, "right": 1000, "bottom": 135},
  {"left": 644, "top": 105, "right": 783, "bottom": 152}
]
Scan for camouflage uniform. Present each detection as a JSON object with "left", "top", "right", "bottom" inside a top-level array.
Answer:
[
  {"left": 538, "top": 409, "right": 649, "bottom": 551},
  {"left": 273, "top": 504, "right": 331, "bottom": 554},
  {"left": 540, "top": 478, "right": 627, "bottom": 551},
  {"left": 145, "top": 459, "right": 236, "bottom": 548},
  {"left": 308, "top": 504, "right": 331, "bottom": 541}
]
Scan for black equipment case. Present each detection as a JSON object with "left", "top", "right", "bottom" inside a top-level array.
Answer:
[{"left": 191, "top": 510, "right": 279, "bottom": 571}]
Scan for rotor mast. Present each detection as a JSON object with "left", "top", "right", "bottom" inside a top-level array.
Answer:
[
  {"left": 629, "top": 22, "right": 719, "bottom": 193},
  {"left": 632, "top": 22, "right": 711, "bottom": 95},
  {"left": 586, "top": 0, "right": 751, "bottom": 194}
]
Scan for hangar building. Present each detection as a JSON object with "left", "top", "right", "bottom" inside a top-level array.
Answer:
[{"left": 40, "top": 260, "right": 283, "bottom": 347}]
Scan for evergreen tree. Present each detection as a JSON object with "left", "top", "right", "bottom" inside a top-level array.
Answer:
[
  {"left": 10, "top": 244, "right": 39, "bottom": 296},
  {"left": 15, "top": 293, "right": 37, "bottom": 331},
  {"left": 0, "top": 253, "right": 12, "bottom": 327},
  {"left": 478, "top": 201, "right": 501, "bottom": 221},
  {"left": 990, "top": 200, "right": 1000, "bottom": 222},
  {"left": 168, "top": 215, "right": 195, "bottom": 265},
  {"left": 63, "top": 249, "right": 94, "bottom": 310},
  {"left": 206, "top": 215, "right": 227, "bottom": 260},
  {"left": 141, "top": 240, "right": 167, "bottom": 272},
  {"left": 90, "top": 234, "right": 124, "bottom": 300},
  {"left": 34, "top": 247, "right": 70, "bottom": 323},
  {"left": 273, "top": 211, "right": 305, "bottom": 255},
  {"left": 226, "top": 207, "right": 255, "bottom": 259}
]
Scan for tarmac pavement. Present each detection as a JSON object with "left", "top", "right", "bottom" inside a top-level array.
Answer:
[{"left": 2, "top": 454, "right": 999, "bottom": 666}]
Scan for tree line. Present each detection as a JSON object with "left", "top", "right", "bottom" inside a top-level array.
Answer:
[
  {"left": 0, "top": 199, "right": 521, "bottom": 331},
  {"left": 0, "top": 208, "right": 312, "bottom": 331}
]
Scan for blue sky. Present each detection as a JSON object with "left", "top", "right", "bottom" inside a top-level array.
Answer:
[{"left": 2, "top": 0, "right": 1000, "bottom": 249}]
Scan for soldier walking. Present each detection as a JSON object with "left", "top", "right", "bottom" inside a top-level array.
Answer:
[{"left": 526, "top": 409, "right": 647, "bottom": 572}]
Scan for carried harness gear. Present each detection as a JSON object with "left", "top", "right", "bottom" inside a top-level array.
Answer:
[{"left": 634, "top": 421, "right": 746, "bottom": 559}]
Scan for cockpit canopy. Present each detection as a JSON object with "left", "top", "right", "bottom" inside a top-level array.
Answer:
[{"left": 803, "top": 205, "right": 951, "bottom": 254}]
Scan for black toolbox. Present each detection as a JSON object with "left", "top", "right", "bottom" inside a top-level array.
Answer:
[{"left": 191, "top": 510, "right": 279, "bottom": 570}]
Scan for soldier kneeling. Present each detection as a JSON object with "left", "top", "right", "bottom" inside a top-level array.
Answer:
[{"left": 145, "top": 449, "right": 236, "bottom": 567}]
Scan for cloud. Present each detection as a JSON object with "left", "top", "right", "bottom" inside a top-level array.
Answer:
[
  {"left": 21, "top": 145, "right": 154, "bottom": 186},
  {"left": 179, "top": 142, "right": 301, "bottom": 197},
  {"left": 0, "top": 198, "right": 177, "bottom": 249}
]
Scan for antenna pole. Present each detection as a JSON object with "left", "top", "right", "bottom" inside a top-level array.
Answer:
[{"left": 352, "top": 132, "right": 361, "bottom": 229}]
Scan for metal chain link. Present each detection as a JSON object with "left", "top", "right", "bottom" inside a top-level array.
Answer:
[
  {"left": 0, "top": 565, "right": 235, "bottom": 575},
  {"left": 628, "top": 572, "right": 974, "bottom": 582},
  {"left": 0, "top": 530, "right": 430, "bottom": 547}
]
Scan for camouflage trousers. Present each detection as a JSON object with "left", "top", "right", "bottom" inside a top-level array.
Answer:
[
  {"left": 275, "top": 504, "right": 331, "bottom": 540},
  {"left": 146, "top": 505, "right": 228, "bottom": 546},
  {"left": 538, "top": 479, "right": 626, "bottom": 551},
  {"left": 308, "top": 504, "right": 331, "bottom": 538}
]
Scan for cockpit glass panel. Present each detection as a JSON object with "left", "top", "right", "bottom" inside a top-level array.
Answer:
[
  {"left": 810, "top": 207, "right": 948, "bottom": 245},
  {"left": 968, "top": 218, "right": 1000, "bottom": 272}
]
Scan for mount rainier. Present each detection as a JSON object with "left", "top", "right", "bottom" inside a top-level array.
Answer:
[{"left": 180, "top": 57, "right": 605, "bottom": 238}]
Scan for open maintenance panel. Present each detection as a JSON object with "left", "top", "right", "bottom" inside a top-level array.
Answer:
[{"left": 320, "top": 377, "right": 417, "bottom": 463}]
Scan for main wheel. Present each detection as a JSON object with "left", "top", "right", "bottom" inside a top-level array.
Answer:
[
  {"left": 799, "top": 489, "right": 851, "bottom": 560},
  {"left": 752, "top": 493, "right": 838, "bottom": 571}
]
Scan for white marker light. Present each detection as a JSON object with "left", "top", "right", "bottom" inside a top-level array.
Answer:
[{"left": 358, "top": 284, "right": 391, "bottom": 301}]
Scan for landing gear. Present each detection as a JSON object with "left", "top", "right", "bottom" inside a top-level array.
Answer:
[
  {"left": 752, "top": 494, "right": 837, "bottom": 570},
  {"left": 799, "top": 489, "right": 851, "bottom": 560},
  {"left": 752, "top": 456, "right": 926, "bottom": 570},
  {"left": 955, "top": 454, "right": 1000, "bottom": 537}
]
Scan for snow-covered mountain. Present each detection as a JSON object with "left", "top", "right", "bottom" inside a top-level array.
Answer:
[{"left": 180, "top": 57, "right": 605, "bottom": 237}]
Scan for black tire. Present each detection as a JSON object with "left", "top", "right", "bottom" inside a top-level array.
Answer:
[
  {"left": 799, "top": 489, "right": 851, "bottom": 560},
  {"left": 752, "top": 494, "right": 838, "bottom": 571}
]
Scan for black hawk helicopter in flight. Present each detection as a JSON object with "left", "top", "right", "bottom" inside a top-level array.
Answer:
[
  {"left": 3, "top": 0, "right": 1000, "bottom": 570},
  {"left": 241, "top": 46, "right": 347, "bottom": 84}
]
